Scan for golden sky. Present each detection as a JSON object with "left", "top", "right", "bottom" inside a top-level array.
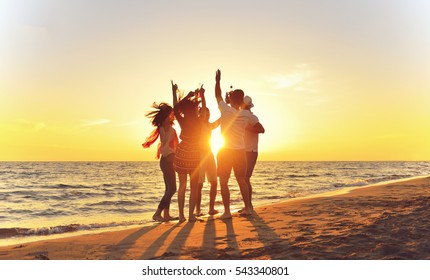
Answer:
[{"left": 1, "top": 0, "right": 430, "bottom": 161}]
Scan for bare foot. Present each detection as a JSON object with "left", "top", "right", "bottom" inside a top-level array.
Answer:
[
  {"left": 208, "top": 209, "right": 219, "bottom": 215},
  {"left": 188, "top": 214, "right": 204, "bottom": 222},
  {"left": 239, "top": 208, "right": 253, "bottom": 216},
  {"left": 178, "top": 216, "right": 186, "bottom": 223},
  {"left": 195, "top": 211, "right": 205, "bottom": 217},
  {"left": 164, "top": 216, "right": 179, "bottom": 222},
  {"left": 152, "top": 214, "right": 164, "bottom": 222},
  {"left": 219, "top": 212, "right": 232, "bottom": 220}
]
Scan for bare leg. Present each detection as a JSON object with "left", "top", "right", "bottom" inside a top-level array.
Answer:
[
  {"left": 219, "top": 177, "right": 231, "bottom": 219},
  {"left": 163, "top": 207, "right": 172, "bottom": 222},
  {"left": 188, "top": 170, "right": 199, "bottom": 221},
  {"left": 236, "top": 177, "right": 252, "bottom": 215},
  {"left": 208, "top": 180, "right": 218, "bottom": 215},
  {"left": 195, "top": 182, "right": 204, "bottom": 216},
  {"left": 152, "top": 208, "right": 163, "bottom": 222},
  {"left": 245, "top": 177, "right": 253, "bottom": 211},
  {"left": 177, "top": 173, "right": 187, "bottom": 222}
]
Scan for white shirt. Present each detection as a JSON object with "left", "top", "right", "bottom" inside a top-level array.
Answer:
[
  {"left": 219, "top": 101, "right": 258, "bottom": 150},
  {"left": 159, "top": 126, "right": 176, "bottom": 157},
  {"left": 244, "top": 111, "right": 260, "bottom": 152}
]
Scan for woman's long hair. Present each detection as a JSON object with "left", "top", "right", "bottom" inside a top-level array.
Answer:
[
  {"left": 175, "top": 92, "right": 199, "bottom": 119},
  {"left": 146, "top": 102, "right": 173, "bottom": 127}
]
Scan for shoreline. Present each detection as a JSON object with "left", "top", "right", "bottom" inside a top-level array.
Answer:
[
  {"left": 1, "top": 175, "right": 430, "bottom": 259},
  {"left": 1, "top": 174, "right": 425, "bottom": 247}
]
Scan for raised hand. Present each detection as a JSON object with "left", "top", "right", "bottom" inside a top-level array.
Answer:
[
  {"left": 215, "top": 69, "right": 222, "bottom": 103},
  {"left": 186, "top": 91, "right": 196, "bottom": 99},
  {"left": 199, "top": 84, "right": 205, "bottom": 95},
  {"left": 172, "top": 80, "right": 179, "bottom": 106},
  {"left": 215, "top": 69, "right": 221, "bottom": 82},
  {"left": 225, "top": 92, "right": 230, "bottom": 104},
  {"left": 171, "top": 80, "right": 178, "bottom": 93}
]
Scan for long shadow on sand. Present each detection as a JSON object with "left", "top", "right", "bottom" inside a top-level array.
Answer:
[
  {"left": 244, "top": 213, "right": 292, "bottom": 259},
  {"left": 139, "top": 223, "right": 181, "bottom": 259},
  {"left": 104, "top": 224, "right": 159, "bottom": 259},
  {"left": 218, "top": 218, "right": 240, "bottom": 258},
  {"left": 142, "top": 221, "right": 197, "bottom": 259},
  {"left": 196, "top": 217, "right": 217, "bottom": 259}
]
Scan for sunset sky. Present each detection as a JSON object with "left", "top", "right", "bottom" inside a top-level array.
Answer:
[{"left": 1, "top": 0, "right": 430, "bottom": 161}]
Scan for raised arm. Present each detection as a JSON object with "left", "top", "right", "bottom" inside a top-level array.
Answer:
[
  {"left": 171, "top": 80, "right": 184, "bottom": 123},
  {"left": 215, "top": 69, "right": 223, "bottom": 104},
  {"left": 171, "top": 80, "right": 178, "bottom": 107},
  {"left": 209, "top": 117, "right": 221, "bottom": 130},
  {"left": 199, "top": 85, "right": 207, "bottom": 120}
]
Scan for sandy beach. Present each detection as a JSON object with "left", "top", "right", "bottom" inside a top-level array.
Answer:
[{"left": 1, "top": 176, "right": 429, "bottom": 260}]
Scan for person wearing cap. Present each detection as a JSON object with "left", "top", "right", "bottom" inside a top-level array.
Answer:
[
  {"left": 214, "top": 69, "right": 258, "bottom": 219},
  {"left": 242, "top": 96, "right": 265, "bottom": 211}
]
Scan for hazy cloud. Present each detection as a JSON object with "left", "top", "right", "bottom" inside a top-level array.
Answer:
[
  {"left": 17, "top": 119, "right": 47, "bottom": 132},
  {"left": 79, "top": 119, "right": 111, "bottom": 128},
  {"left": 265, "top": 64, "right": 319, "bottom": 93}
]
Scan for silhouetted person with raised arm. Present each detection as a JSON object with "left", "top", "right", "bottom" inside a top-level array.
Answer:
[
  {"left": 242, "top": 96, "right": 265, "bottom": 210},
  {"left": 215, "top": 69, "right": 258, "bottom": 219},
  {"left": 172, "top": 81, "right": 206, "bottom": 222},
  {"left": 196, "top": 107, "right": 220, "bottom": 216},
  {"left": 142, "top": 99, "right": 178, "bottom": 222}
]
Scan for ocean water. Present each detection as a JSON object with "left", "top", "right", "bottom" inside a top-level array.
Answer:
[{"left": 1, "top": 161, "right": 430, "bottom": 246}]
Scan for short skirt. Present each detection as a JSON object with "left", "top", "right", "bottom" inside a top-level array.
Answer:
[{"left": 174, "top": 140, "right": 200, "bottom": 174}]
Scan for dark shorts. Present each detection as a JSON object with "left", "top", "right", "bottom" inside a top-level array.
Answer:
[
  {"left": 217, "top": 148, "right": 247, "bottom": 180},
  {"left": 245, "top": 151, "right": 258, "bottom": 178}
]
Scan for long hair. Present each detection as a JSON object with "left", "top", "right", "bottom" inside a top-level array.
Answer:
[
  {"left": 146, "top": 102, "right": 173, "bottom": 127},
  {"left": 175, "top": 92, "right": 199, "bottom": 119}
]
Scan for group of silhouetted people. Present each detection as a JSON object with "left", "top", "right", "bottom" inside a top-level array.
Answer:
[{"left": 143, "top": 69, "right": 264, "bottom": 223}]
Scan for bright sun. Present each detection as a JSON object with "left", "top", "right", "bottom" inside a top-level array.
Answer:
[{"left": 210, "top": 131, "right": 225, "bottom": 155}]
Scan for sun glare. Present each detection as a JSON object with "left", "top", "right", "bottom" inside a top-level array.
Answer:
[{"left": 211, "top": 132, "right": 225, "bottom": 156}]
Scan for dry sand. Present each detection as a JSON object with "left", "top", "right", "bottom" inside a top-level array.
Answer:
[{"left": 1, "top": 176, "right": 429, "bottom": 260}]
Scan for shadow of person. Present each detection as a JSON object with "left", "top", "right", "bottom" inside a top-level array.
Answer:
[
  {"left": 244, "top": 213, "right": 290, "bottom": 259},
  {"left": 139, "top": 223, "right": 182, "bottom": 259},
  {"left": 104, "top": 224, "right": 159, "bottom": 259},
  {"left": 215, "top": 218, "right": 241, "bottom": 259},
  {"left": 141, "top": 221, "right": 197, "bottom": 259},
  {"left": 187, "top": 216, "right": 218, "bottom": 259}
]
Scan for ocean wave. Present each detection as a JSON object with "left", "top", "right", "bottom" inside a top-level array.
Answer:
[
  {"left": 8, "top": 209, "right": 33, "bottom": 214},
  {"left": 49, "top": 183, "right": 93, "bottom": 189},
  {"left": 287, "top": 174, "right": 320, "bottom": 178},
  {"left": 2, "top": 161, "right": 429, "bottom": 242},
  {"left": 38, "top": 209, "right": 70, "bottom": 216},
  {"left": 261, "top": 195, "right": 286, "bottom": 200},
  {"left": 332, "top": 180, "right": 369, "bottom": 188},
  {"left": 0, "top": 221, "right": 145, "bottom": 239},
  {"left": 87, "top": 200, "right": 142, "bottom": 207},
  {"left": 105, "top": 208, "right": 142, "bottom": 214},
  {"left": 8, "top": 190, "right": 35, "bottom": 196}
]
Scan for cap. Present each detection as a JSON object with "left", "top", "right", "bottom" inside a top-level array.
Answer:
[{"left": 243, "top": 95, "right": 254, "bottom": 108}]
